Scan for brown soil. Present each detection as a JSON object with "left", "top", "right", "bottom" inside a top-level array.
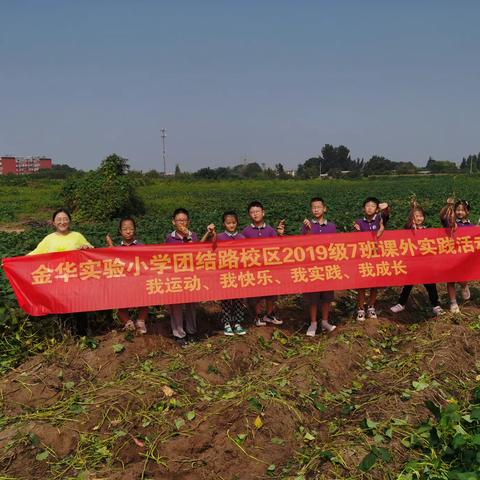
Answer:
[{"left": 0, "top": 290, "right": 479, "bottom": 479}]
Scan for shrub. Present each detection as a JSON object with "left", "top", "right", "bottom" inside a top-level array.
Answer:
[{"left": 61, "top": 154, "right": 145, "bottom": 221}]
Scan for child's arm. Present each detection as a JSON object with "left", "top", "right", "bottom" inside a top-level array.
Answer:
[
  {"left": 379, "top": 202, "right": 390, "bottom": 225},
  {"left": 302, "top": 218, "right": 312, "bottom": 233},
  {"left": 105, "top": 233, "right": 114, "bottom": 247},
  {"left": 276, "top": 219, "right": 286, "bottom": 236},
  {"left": 439, "top": 197, "right": 455, "bottom": 222},
  {"left": 353, "top": 221, "right": 361, "bottom": 231},
  {"left": 200, "top": 223, "right": 216, "bottom": 242},
  {"left": 376, "top": 219, "right": 385, "bottom": 239}
]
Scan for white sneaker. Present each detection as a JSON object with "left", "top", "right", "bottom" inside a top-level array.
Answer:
[
  {"left": 306, "top": 323, "right": 317, "bottom": 337},
  {"left": 450, "top": 303, "right": 460, "bottom": 314},
  {"left": 432, "top": 306, "right": 446, "bottom": 316},
  {"left": 356, "top": 309, "right": 366, "bottom": 322},
  {"left": 255, "top": 316, "right": 267, "bottom": 327},
  {"left": 264, "top": 314, "right": 283, "bottom": 325},
  {"left": 136, "top": 319, "right": 147, "bottom": 334},
  {"left": 390, "top": 303, "right": 405, "bottom": 314},
  {"left": 367, "top": 306, "right": 378, "bottom": 319},
  {"left": 321, "top": 321, "right": 337, "bottom": 333},
  {"left": 461, "top": 285, "right": 471, "bottom": 300}
]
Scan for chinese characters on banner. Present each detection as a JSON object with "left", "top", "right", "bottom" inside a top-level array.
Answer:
[{"left": 3, "top": 228, "right": 480, "bottom": 316}]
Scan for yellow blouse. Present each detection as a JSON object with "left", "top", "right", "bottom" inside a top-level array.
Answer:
[{"left": 28, "top": 231, "right": 93, "bottom": 255}]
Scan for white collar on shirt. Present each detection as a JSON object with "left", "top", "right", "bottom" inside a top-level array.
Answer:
[
  {"left": 171, "top": 230, "right": 192, "bottom": 240},
  {"left": 311, "top": 219, "right": 328, "bottom": 226},
  {"left": 121, "top": 239, "right": 138, "bottom": 246},
  {"left": 363, "top": 214, "right": 378, "bottom": 223}
]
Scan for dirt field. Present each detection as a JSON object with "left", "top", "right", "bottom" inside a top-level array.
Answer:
[{"left": 0, "top": 287, "right": 479, "bottom": 479}]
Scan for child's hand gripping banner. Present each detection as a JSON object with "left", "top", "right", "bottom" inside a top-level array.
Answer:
[{"left": 3, "top": 227, "right": 480, "bottom": 316}]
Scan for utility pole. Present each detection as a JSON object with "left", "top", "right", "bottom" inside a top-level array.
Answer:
[
  {"left": 470, "top": 156, "right": 473, "bottom": 175},
  {"left": 161, "top": 128, "right": 167, "bottom": 175},
  {"left": 319, "top": 154, "right": 322, "bottom": 179}
]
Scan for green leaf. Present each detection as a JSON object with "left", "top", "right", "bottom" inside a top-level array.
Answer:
[
  {"left": 303, "top": 432, "right": 315, "bottom": 442},
  {"left": 174, "top": 418, "right": 185, "bottom": 430},
  {"left": 400, "top": 437, "right": 411, "bottom": 448},
  {"left": 470, "top": 407, "right": 480, "bottom": 420},
  {"left": 221, "top": 391, "right": 237, "bottom": 400},
  {"left": 277, "top": 378, "right": 288, "bottom": 387},
  {"left": 64, "top": 381, "right": 75, "bottom": 390},
  {"left": 185, "top": 411, "right": 196, "bottom": 421},
  {"left": 425, "top": 400, "right": 441, "bottom": 420},
  {"left": 314, "top": 402, "right": 327, "bottom": 412},
  {"left": 412, "top": 379, "right": 429, "bottom": 391},
  {"left": 452, "top": 433, "right": 466, "bottom": 449},
  {"left": 363, "top": 418, "right": 379, "bottom": 430},
  {"left": 112, "top": 343, "right": 125, "bottom": 353},
  {"left": 271, "top": 437, "right": 285, "bottom": 445},
  {"left": 29, "top": 433, "right": 40, "bottom": 446},
  {"left": 236, "top": 433, "right": 247, "bottom": 444},
  {"left": 248, "top": 397, "right": 263, "bottom": 413},
  {"left": 358, "top": 451, "right": 377, "bottom": 472},
  {"left": 372, "top": 446, "right": 392, "bottom": 462},
  {"left": 267, "top": 464, "right": 276, "bottom": 472},
  {"left": 36, "top": 450, "right": 49, "bottom": 461}
]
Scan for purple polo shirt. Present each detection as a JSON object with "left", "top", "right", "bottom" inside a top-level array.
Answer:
[
  {"left": 216, "top": 231, "right": 246, "bottom": 241},
  {"left": 242, "top": 224, "right": 277, "bottom": 238},
  {"left": 165, "top": 230, "right": 199, "bottom": 243},
  {"left": 441, "top": 218, "right": 474, "bottom": 228},
  {"left": 300, "top": 219, "right": 337, "bottom": 235},
  {"left": 355, "top": 211, "right": 389, "bottom": 232}
]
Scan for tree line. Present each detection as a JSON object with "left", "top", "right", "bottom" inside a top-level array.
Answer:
[{"left": 3, "top": 146, "right": 479, "bottom": 182}]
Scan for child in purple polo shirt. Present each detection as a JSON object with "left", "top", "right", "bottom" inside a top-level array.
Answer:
[
  {"left": 211, "top": 211, "right": 248, "bottom": 336},
  {"left": 242, "top": 201, "right": 285, "bottom": 327},
  {"left": 353, "top": 197, "right": 390, "bottom": 321},
  {"left": 106, "top": 217, "right": 149, "bottom": 334},
  {"left": 440, "top": 198, "right": 474, "bottom": 313},
  {"left": 301, "top": 197, "right": 337, "bottom": 336},
  {"left": 390, "top": 204, "right": 445, "bottom": 316},
  {"left": 165, "top": 208, "right": 199, "bottom": 347}
]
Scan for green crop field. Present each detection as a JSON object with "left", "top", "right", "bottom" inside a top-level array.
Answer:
[{"left": 1, "top": 174, "right": 480, "bottom": 480}]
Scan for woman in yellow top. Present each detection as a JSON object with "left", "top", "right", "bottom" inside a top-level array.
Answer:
[
  {"left": 29, "top": 208, "right": 93, "bottom": 336},
  {"left": 29, "top": 209, "right": 92, "bottom": 255}
]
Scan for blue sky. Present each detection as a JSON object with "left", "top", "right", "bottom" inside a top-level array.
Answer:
[{"left": 1, "top": 0, "right": 479, "bottom": 171}]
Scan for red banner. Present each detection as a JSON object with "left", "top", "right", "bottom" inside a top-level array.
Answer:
[{"left": 3, "top": 227, "right": 480, "bottom": 316}]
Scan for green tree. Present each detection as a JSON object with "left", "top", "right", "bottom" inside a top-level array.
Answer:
[
  {"left": 61, "top": 154, "right": 145, "bottom": 221},
  {"left": 363, "top": 156, "right": 396, "bottom": 175},
  {"left": 426, "top": 158, "right": 459, "bottom": 173},
  {"left": 395, "top": 162, "right": 418, "bottom": 174},
  {"left": 275, "top": 163, "right": 289, "bottom": 179}
]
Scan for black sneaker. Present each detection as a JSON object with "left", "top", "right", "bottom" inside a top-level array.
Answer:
[
  {"left": 174, "top": 336, "right": 188, "bottom": 348},
  {"left": 186, "top": 333, "right": 199, "bottom": 343}
]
